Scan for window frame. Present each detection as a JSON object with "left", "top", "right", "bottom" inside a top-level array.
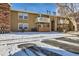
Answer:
[
  {"left": 19, "top": 15, "right": 23, "bottom": 19},
  {"left": 18, "top": 23, "right": 29, "bottom": 30},
  {"left": 23, "top": 13, "right": 28, "bottom": 19},
  {"left": 18, "top": 13, "right": 28, "bottom": 20}
]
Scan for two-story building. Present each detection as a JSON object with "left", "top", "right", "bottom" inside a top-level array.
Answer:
[
  {"left": 10, "top": 9, "right": 74, "bottom": 32},
  {"left": 0, "top": 3, "right": 76, "bottom": 32}
]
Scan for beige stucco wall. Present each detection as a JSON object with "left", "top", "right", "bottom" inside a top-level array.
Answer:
[
  {"left": 27, "top": 13, "right": 38, "bottom": 31},
  {"left": 10, "top": 11, "right": 18, "bottom": 32},
  {"left": 10, "top": 10, "right": 39, "bottom": 32}
]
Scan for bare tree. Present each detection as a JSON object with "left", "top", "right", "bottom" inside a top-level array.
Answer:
[
  {"left": 56, "top": 3, "right": 79, "bottom": 16},
  {"left": 56, "top": 3, "right": 79, "bottom": 31}
]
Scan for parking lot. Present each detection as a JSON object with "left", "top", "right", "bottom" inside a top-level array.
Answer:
[{"left": 0, "top": 32, "right": 79, "bottom": 56}]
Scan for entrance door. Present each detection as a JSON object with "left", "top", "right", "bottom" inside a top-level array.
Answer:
[{"left": 51, "top": 21, "right": 55, "bottom": 31}]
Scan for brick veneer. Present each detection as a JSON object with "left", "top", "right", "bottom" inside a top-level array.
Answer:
[{"left": 0, "top": 3, "right": 10, "bottom": 32}]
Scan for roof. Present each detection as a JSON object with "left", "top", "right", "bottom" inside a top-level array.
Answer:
[
  {"left": 11, "top": 9, "right": 52, "bottom": 15},
  {"left": 11, "top": 9, "right": 68, "bottom": 18}
]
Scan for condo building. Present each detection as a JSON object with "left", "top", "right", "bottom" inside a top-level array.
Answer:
[{"left": 0, "top": 3, "right": 77, "bottom": 32}]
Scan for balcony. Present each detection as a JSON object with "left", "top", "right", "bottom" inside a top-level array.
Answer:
[{"left": 36, "top": 17, "right": 50, "bottom": 23}]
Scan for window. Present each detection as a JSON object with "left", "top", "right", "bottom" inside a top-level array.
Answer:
[
  {"left": 23, "top": 13, "right": 28, "bottom": 19},
  {"left": 18, "top": 13, "right": 23, "bottom": 19},
  {"left": 18, "top": 23, "right": 29, "bottom": 30},
  {"left": 19, "top": 15, "right": 23, "bottom": 19},
  {"left": 23, "top": 23, "right": 29, "bottom": 29},
  {"left": 24, "top": 16, "right": 28, "bottom": 19},
  {"left": 24, "top": 27, "right": 28, "bottom": 29},
  {"left": 18, "top": 23, "right": 23, "bottom": 29},
  {"left": 19, "top": 27, "right": 23, "bottom": 29},
  {"left": 18, "top": 13, "right": 28, "bottom": 20}
]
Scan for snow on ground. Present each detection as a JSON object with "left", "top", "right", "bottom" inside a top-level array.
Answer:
[
  {"left": 0, "top": 32, "right": 76, "bottom": 45},
  {"left": 66, "top": 36, "right": 79, "bottom": 40},
  {"left": 67, "top": 31, "right": 79, "bottom": 35},
  {"left": 0, "top": 32, "right": 74, "bottom": 40},
  {"left": 0, "top": 32, "right": 78, "bottom": 56},
  {"left": 0, "top": 32, "right": 74, "bottom": 45}
]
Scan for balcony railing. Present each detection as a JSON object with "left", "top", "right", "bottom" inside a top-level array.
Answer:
[{"left": 36, "top": 17, "right": 50, "bottom": 23}]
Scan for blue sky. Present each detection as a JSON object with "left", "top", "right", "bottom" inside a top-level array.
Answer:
[{"left": 11, "top": 3, "right": 57, "bottom": 15}]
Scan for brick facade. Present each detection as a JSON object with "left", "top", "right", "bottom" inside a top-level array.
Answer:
[{"left": 0, "top": 3, "right": 10, "bottom": 33}]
